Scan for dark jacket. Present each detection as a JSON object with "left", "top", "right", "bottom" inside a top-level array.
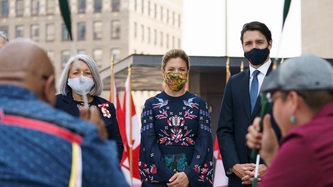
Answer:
[
  {"left": 56, "top": 91, "right": 124, "bottom": 162},
  {"left": 216, "top": 62, "right": 281, "bottom": 187}
]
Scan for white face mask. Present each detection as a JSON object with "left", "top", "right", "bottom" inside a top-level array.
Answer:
[{"left": 67, "top": 76, "right": 94, "bottom": 95}]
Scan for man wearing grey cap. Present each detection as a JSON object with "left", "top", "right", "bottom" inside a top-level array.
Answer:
[
  {"left": 246, "top": 54, "right": 333, "bottom": 186},
  {"left": 0, "top": 31, "right": 9, "bottom": 48}
]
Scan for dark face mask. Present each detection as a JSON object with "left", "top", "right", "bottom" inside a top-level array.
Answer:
[{"left": 244, "top": 48, "right": 270, "bottom": 66}]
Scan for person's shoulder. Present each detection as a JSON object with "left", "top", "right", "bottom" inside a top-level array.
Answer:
[
  {"left": 93, "top": 96, "right": 115, "bottom": 109},
  {"left": 55, "top": 93, "right": 72, "bottom": 108},
  {"left": 147, "top": 92, "right": 163, "bottom": 102},
  {"left": 55, "top": 93, "right": 65, "bottom": 100},
  {"left": 187, "top": 92, "right": 207, "bottom": 103},
  {"left": 231, "top": 69, "right": 248, "bottom": 80},
  {"left": 94, "top": 96, "right": 109, "bottom": 103}
]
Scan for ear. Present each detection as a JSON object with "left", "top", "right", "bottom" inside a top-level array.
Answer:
[
  {"left": 44, "top": 75, "right": 56, "bottom": 107},
  {"left": 288, "top": 91, "right": 301, "bottom": 113},
  {"left": 268, "top": 40, "right": 273, "bottom": 50},
  {"left": 161, "top": 68, "right": 165, "bottom": 77}
]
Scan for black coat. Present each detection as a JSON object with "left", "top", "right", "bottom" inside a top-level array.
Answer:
[
  {"left": 216, "top": 62, "right": 281, "bottom": 187},
  {"left": 56, "top": 92, "right": 124, "bottom": 162}
]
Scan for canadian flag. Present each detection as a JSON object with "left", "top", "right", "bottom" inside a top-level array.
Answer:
[
  {"left": 120, "top": 74, "right": 141, "bottom": 187},
  {"left": 213, "top": 137, "right": 228, "bottom": 187}
]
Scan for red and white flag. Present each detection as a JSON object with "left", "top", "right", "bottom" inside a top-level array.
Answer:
[
  {"left": 120, "top": 74, "right": 141, "bottom": 187},
  {"left": 213, "top": 137, "right": 228, "bottom": 187}
]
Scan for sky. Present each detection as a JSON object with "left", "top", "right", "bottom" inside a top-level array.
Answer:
[{"left": 182, "top": 0, "right": 301, "bottom": 58}]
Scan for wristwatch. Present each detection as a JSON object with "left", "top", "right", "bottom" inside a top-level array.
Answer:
[{"left": 226, "top": 168, "right": 233, "bottom": 175}]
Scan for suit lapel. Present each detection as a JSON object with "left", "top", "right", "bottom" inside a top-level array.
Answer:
[{"left": 241, "top": 69, "right": 251, "bottom": 118}]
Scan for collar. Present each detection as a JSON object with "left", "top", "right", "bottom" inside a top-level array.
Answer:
[
  {"left": 0, "top": 85, "right": 38, "bottom": 100},
  {"left": 249, "top": 59, "right": 272, "bottom": 77}
]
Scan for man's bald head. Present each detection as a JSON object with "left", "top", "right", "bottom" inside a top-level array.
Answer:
[{"left": 0, "top": 38, "right": 56, "bottom": 106}]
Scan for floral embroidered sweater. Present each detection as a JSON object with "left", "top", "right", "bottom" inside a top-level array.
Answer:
[{"left": 139, "top": 91, "right": 213, "bottom": 187}]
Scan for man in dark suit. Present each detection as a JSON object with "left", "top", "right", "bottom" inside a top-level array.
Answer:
[{"left": 216, "top": 21, "right": 281, "bottom": 187}]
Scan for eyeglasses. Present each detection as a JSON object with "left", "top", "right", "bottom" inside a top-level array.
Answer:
[{"left": 265, "top": 90, "right": 305, "bottom": 104}]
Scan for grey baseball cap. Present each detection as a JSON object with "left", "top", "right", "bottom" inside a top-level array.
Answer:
[{"left": 261, "top": 54, "right": 333, "bottom": 92}]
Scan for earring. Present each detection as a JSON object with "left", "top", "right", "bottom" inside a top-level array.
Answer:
[{"left": 290, "top": 115, "right": 296, "bottom": 124}]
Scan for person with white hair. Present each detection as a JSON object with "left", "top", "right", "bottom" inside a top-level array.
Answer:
[
  {"left": 56, "top": 54, "right": 124, "bottom": 162},
  {"left": 0, "top": 31, "right": 9, "bottom": 48}
]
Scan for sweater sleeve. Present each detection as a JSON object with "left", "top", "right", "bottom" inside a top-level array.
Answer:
[
  {"left": 184, "top": 98, "right": 214, "bottom": 187},
  {"left": 139, "top": 99, "right": 174, "bottom": 186}
]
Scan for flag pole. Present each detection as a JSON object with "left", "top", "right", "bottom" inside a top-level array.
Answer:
[
  {"left": 240, "top": 60, "right": 244, "bottom": 72},
  {"left": 128, "top": 65, "right": 133, "bottom": 186},
  {"left": 110, "top": 55, "right": 115, "bottom": 103},
  {"left": 226, "top": 57, "right": 230, "bottom": 82}
]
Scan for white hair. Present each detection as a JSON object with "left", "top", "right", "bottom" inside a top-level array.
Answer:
[
  {"left": 0, "top": 31, "right": 9, "bottom": 42},
  {"left": 58, "top": 54, "right": 103, "bottom": 96}
]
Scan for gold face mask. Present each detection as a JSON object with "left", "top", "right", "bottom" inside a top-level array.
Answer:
[{"left": 164, "top": 72, "right": 188, "bottom": 91}]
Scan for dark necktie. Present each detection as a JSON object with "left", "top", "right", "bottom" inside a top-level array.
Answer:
[{"left": 250, "top": 70, "right": 260, "bottom": 113}]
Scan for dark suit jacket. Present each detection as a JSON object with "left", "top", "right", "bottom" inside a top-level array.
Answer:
[
  {"left": 55, "top": 91, "right": 124, "bottom": 162},
  {"left": 216, "top": 62, "right": 281, "bottom": 187}
]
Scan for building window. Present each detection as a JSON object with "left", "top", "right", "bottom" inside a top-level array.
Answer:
[
  {"left": 62, "top": 24, "right": 70, "bottom": 41},
  {"left": 61, "top": 50, "right": 71, "bottom": 67},
  {"left": 78, "top": 0, "right": 86, "bottom": 13},
  {"left": 111, "top": 48, "right": 120, "bottom": 62},
  {"left": 147, "top": 27, "right": 150, "bottom": 44},
  {"left": 46, "top": 0, "right": 54, "bottom": 14},
  {"left": 15, "top": 25, "right": 24, "bottom": 38},
  {"left": 134, "top": 22, "right": 137, "bottom": 39},
  {"left": 93, "top": 21, "right": 102, "bottom": 40},
  {"left": 141, "top": 24, "right": 144, "bottom": 42},
  {"left": 134, "top": 0, "right": 137, "bottom": 11},
  {"left": 160, "top": 31, "right": 163, "bottom": 47},
  {"left": 147, "top": 1, "right": 150, "bottom": 16},
  {"left": 111, "top": 20, "right": 120, "bottom": 39},
  {"left": 16, "top": 0, "right": 24, "bottom": 16},
  {"left": 141, "top": 0, "right": 144, "bottom": 14},
  {"left": 77, "top": 22, "right": 86, "bottom": 40},
  {"left": 31, "top": 0, "right": 39, "bottom": 16},
  {"left": 172, "top": 36, "right": 175, "bottom": 48},
  {"left": 111, "top": 0, "right": 120, "bottom": 12},
  {"left": 178, "top": 38, "right": 181, "bottom": 48},
  {"left": 94, "top": 0, "right": 102, "bottom": 13},
  {"left": 30, "top": 24, "right": 39, "bottom": 41},
  {"left": 154, "top": 3, "right": 157, "bottom": 19},
  {"left": 1, "top": 0, "right": 9, "bottom": 17},
  {"left": 172, "top": 12, "right": 175, "bottom": 26},
  {"left": 154, "top": 29, "right": 157, "bottom": 46},
  {"left": 47, "top": 50, "right": 54, "bottom": 64},
  {"left": 0, "top": 25, "right": 8, "bottom": 36},
  {"left": 166, "top": 34, "right": 169, "bottom": 49},
  {"left": 93, "top": 49, "right": 103, "bottom": 66},
  {"left": 46, "top": 24, "right": 55, "bottom": 41},
  {"left": 178, "top": 14, "right": 181, "bottom": 28},
  {"left": 160, "top": 7, "right": 163, "bottom": 21},
  {"left": 166, "top": 9, "right": 169, "bottom": 24}
]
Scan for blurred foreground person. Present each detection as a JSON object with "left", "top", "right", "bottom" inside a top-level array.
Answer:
[
  {"left": 0, "top": 38, "right": 129, "bottom": 187},
  {"left": 246, "top": 54, "right": 333, "bottom": 186}
]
